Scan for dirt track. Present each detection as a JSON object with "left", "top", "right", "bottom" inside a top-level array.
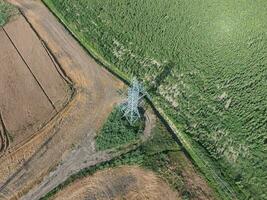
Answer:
[{"left": 0, "top": 0, "right": 124, "bottom": 199}]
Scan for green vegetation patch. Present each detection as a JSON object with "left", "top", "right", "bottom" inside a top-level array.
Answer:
[
  {"left": 95, "top": 107, "right": 145, "bottom": 150},
  {"left": 0, "top": 1, "right": 17, "bottom": 27},
  {"left": 43, "top": 0, "right": 267, "bottom": 199}
]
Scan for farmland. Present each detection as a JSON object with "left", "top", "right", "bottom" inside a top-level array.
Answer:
[
  {"left": 43, "top": 0, "right": 267, "bottom": 199},
  {"left": 0, "top": 10, "right": 71, "bottom": 189}
]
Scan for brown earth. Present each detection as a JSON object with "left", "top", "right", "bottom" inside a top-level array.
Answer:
[
  {"left": 3, "top": 15, "right": 71, "bottom": 111},
  {"left": 0, "top": 15, "right": 70, "bottom": 154},
  {"left": 53, "top": 166, "right": 181, "bottom": 200},
  {"left": 0, "top": 25, "right": 52, "bottom": 152},
  {"left": 0, "top": 13, "right": 72, "bottom": 187}
]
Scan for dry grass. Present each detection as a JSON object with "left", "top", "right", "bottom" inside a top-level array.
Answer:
[{"left": 53, "top": 166, "right": 181, "bottom": 200}]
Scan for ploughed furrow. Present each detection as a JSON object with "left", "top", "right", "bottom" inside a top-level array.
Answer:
[
  {"left": 0, "top": 26, "right": 56, "bottom": 149},
  {"left": 3, "top": 15, "right": 71, "bottom": 111}
]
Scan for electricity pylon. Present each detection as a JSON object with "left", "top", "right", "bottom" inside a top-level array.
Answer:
[{"left": 120, "top": 78, "right": 149, "bottom": 125}]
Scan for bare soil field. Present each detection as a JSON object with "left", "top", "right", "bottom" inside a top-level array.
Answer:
[
  {"left": 0, "top": 13, "right": 72, "bottom": 184},
  {"left": 0, "top": 15, "right": 70, "bottom": 152},
  {"left": 52, "top": 166, "right": 180, "bottom": 200},
  {"left": 0, "top": 11, "right": 75, "bottom": 198}
]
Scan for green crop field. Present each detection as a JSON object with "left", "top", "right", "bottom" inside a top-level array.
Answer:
[
  {"left": 43, "top": 0, "right": 267, "bottom": 199},
  {"left": 0, "top": 0, "right": 17, "bottom": 26}
]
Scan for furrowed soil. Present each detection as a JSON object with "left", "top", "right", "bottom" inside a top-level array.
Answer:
[
  {"left": 0, "top": 26, "right": 54, "bottom": 150},
  {"left": 0, "top": 12, "right": 72, "bottom": 198},
  {"left": 4, "top": 15, "right": 70, "bottom": 111},
  {"left": 0, "top": 15, "right": 71, "bottom": 150},
  {"left": 52, "top": 166, "right": 180, "bottom": 200}
]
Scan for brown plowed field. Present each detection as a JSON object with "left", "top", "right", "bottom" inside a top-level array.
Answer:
[
  {"left": 0, "top": 14, "right": 72, "bottom": 156},
  {"left": 0, "top": 26, "right": 54, "bottom": 150},
  {"left": 0, "top": 12, "right": 73, "bottom": 199},
  {"left": 4, "top": 15, "right": 71, "bottom": 111},
  {"left": 53, "top": 166, "right": 181, "bottom": 200}
]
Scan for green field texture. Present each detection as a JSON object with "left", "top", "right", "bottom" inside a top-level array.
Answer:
[
  {"left": 43, "top": 0, "right": 267, "bottom": 199},
  {"left": 0, "top": 0, "right": 17, "bottom": 26}
]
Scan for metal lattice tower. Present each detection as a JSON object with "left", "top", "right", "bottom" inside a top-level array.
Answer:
[{"left": 120, "top": 78, "right": 149, "bottom": 125}]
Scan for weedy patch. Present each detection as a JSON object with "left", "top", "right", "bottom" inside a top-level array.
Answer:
[
  {"left": 95, "top": 107, "right": 145, "bottom": 151},
  {"left": 0, "top": 1, "right": 17, "bottom": 26}
]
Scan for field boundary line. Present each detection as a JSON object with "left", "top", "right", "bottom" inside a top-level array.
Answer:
[
  {"left": 1, "top": 27, "right": 58, "bottom": 112},
  {"left": 18, "top": 11, "right": 73, "bottom": 87}
]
